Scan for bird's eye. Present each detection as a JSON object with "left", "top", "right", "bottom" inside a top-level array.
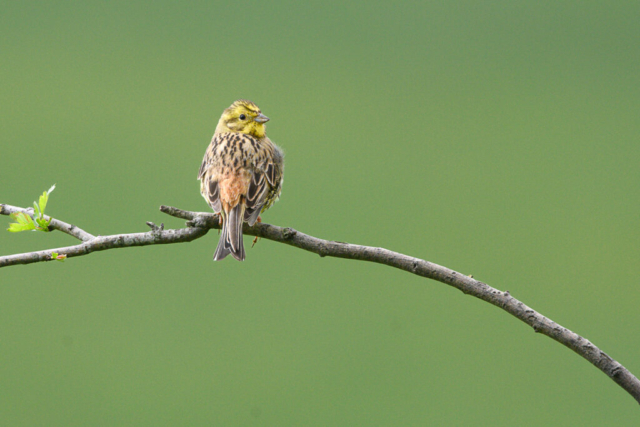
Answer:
[{"left": 239, "top": 114, "right": 246, "bottom": 120}]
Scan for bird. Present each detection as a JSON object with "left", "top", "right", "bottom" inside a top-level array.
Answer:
[{"left": 198, "top": 100, "right": 284, "bottom": 261}]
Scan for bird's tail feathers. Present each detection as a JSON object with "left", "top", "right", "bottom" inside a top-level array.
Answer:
[{"left": 213, "top": 203, "right": 246, "bottom": 261}]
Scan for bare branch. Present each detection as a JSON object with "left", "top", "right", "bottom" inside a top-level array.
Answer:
[
  {"left": 1, "top": 202, "right": 639, "bottom": 404},
  {"left": 0, "top": 225, "right": 208, "bottom": 268}
]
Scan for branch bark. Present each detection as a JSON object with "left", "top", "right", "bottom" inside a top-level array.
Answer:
[{"left": 1, "top": 202, "right": 639, "bottom": 404}]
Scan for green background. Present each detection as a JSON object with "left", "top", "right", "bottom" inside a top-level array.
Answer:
[{"left": 1, "top": 1, "right": 639, "bottom": 425}]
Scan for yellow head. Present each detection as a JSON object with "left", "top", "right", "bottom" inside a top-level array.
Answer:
[{"left": 215, "top": 99, "right": 270, "bottom": 138}]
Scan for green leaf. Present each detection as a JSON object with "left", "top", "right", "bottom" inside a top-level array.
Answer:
[
  {"left": 33, "top": 201, "right": 41, "bottom": 219},
  {"left": 7, "top": 212, "right": 36, "bottom": 232},
  {"left": 39, "top": 191, "right": 48, "bottom": 215},
  {"left": 13, "top": 212, "right": 35, "bottom": 227},
  {"left": 8, "top": 223, "right": 29, "bottom": 232},
  {"left": 35, "top": 217, "right": 50, "bottom": 231},
  {"left": 6, "top": 186, "right": 56, "bottom": 233},
  {"left": 37, "top": 185, "right": 55, "bottom": 223}
]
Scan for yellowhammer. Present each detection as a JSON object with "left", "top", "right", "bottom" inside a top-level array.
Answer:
[{"left": 198, "top": 100, "right": 284, "bottom": 261}]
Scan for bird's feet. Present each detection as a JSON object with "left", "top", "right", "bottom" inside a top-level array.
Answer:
[
  {"left": 216, "top": 212, "right": 222, "bottom": 234},
  {"left": 251, "top": 216, "right": 262, "bottom": 247}
]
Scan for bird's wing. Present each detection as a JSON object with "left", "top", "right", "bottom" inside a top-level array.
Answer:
[
  {"left": 197, "top": 140, "right": 214, "bottom": 180},
  {"left": 260, "top": 143, "right": 284, "bottom": 212},
  {"left": 198, "top": 134, "right": 223, "bottom": 212},
  {"left": 203, "top": 176, "right": 222, "bottom": 213},
  {"left": 263, "top": 163, "right": 278, "bottom": 187},
  {"left": 197, "top": 155, "right": 208, "bottom": 180},
  {"left": 244, "top": 169, "right": 269, "bottom": 226}
]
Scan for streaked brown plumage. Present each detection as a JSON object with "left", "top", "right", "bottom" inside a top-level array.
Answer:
[{"left": 198, "top": 100, "right": 284, "bottom": 261}]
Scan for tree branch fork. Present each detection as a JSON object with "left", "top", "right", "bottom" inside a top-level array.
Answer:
[{"left": 1, "top": 202, "right": 639, "bottom": 404}]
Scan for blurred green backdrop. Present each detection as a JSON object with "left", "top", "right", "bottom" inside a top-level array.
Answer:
[{"left": 1, "top": 1, "right": 639, "bottom": 425}]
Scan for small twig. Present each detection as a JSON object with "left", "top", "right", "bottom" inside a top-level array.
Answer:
[
  {"left": 146, "top": 221, "right": 164, "bottom": 232},
  {"left": 1, "top": 204, "right": 94, "bottom": 241},
  {"left": 0, "top": 202, "right": 639, "bottom": 404}
]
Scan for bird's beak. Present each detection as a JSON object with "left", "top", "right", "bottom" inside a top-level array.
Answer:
[{"left": 254, "top": 113, "right": 270, "bottom": 123}]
